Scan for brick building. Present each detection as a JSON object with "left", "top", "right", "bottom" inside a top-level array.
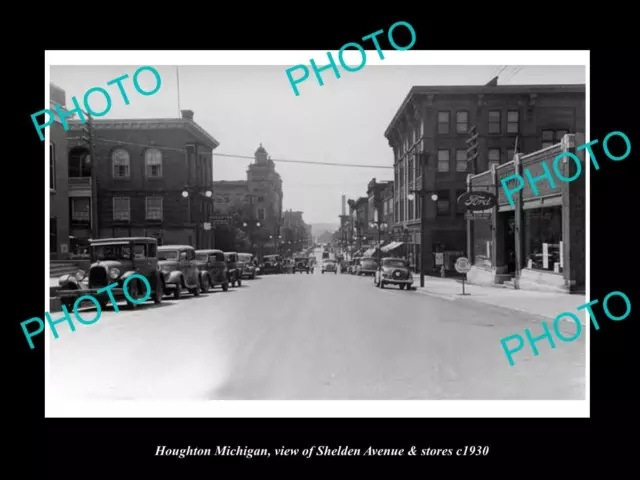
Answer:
[
  {"left": 467, "top": 134, "right": 585, "bottom": 292},
  {"left": 367, "top": 178, "right": 393, "bottom": 244},
  {"left": 348, "top": 196, "right": 372, "bottom": 251},
  {"left": 282, "top": 209, "right": 310, "bottom": 254},
  {"left": 67, "top": 109, "right": 219, "bottom": 248},
  {"left": 212, "top": 144, "right": 284, "bottom": 254},
  {"left": 384, "top": 80, "right": 585, "bottom": 274},
  {"left": 49, "top": 83, "right": 70, "bottom": 259}
]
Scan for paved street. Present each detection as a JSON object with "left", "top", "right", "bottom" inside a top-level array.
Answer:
[{"left": 49, "top": 250, "right": 585, "bottom": 401}]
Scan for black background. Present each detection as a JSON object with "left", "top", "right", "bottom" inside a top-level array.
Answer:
[{"left": 14, "top": 11, "right": 635, "bottom": 475}]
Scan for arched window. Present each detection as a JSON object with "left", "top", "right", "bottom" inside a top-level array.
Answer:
[
  {"left": 112, "top": 148, "right": 130, "bottom": 178},
  {"left": 145, "top": 148, "right": 163, "bottom": 178}
]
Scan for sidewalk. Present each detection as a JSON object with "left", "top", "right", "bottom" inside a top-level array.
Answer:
[{"left": 411, "top": 274, "right": 587, "bottom": 325}]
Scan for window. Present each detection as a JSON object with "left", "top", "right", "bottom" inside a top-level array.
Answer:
[
  {"left": 145, "top": 148, "right": 162, "bottom": 178},
  {"left": 258, "top": 208, "right": 266, "bottom": 221},
  {"left": 113, "top": 196, "right": 130, "bottom": 221},
  {"left": 146, "top": 197, "right": 163, "bottom": 220},
  {"left": 456, "top": 111, "right": 469, "bottom": 134},
  {"left": 50, "top": 143, "right": 56, "bottom": 190},
  {"left": 437, "top": 150, "right": 450, "bottom": 172},
  {"left": 488, "top": 110, "right": 501, "bottom": 134},
  {"left": 223, "top": 195, "right": 230, "bottom": 203},
  {"left": 408, "top": 155, "right": 414, "bottom": 185},
  {"left": 455, "top": 149, "right": 467, "bottom": 172},
  {"left": 507, "top": 149, "right": 515, "bottom": 162},
  {"left": 542, "top": 129, "right": 570, "bottom": 149},
  {"left": 133, "top": 243, "right": 148, "bottom": 259},
  {"left": 112, "top": 149, "right": 130, "bottom": 178},
  {"left": 436, "top": 192, "right": 450, "bottom": 216},
  {"left": 488, "top": 149, "right": 501, "bottom": 170},
  {"left": 71, "top": 197, "right": 90, "bottom": 222},
  {"left": 437, "top": 111, "right": 450, "bottom": 134},
  {"left": 258, "top": 196, "right": 265, "bottom": 202},
  {"left": 507, "top": 111, "right": 519, "bottom": 133},
  {"left": 524, "top": 207, "right": 563, "bottom": 272}
]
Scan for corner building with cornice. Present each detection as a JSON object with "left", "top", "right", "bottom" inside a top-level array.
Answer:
[
  {"left": 384, "top": 81, "right": 585, "bottom": 275},
  {"left": 67, "top": 109, "right": 220, "bottom": 248},
  {"left": 246, "top": 144, "right": 283, "bottom": 242}
]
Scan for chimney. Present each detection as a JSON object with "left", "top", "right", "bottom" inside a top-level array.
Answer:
[
  {"left": 485, "top": 76, "right": 498, "bottom": 87},
  {"left": 181, "top": 109, "right": 194, "bottom": 121}
]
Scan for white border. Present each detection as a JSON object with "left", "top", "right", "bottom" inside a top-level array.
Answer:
[{"left": 45, "top": 50, "right": 589, "bottom": 418}]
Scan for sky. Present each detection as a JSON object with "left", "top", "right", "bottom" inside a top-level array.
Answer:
[{"left": 50, "top": 65, "right": 585, "bottom": 225}]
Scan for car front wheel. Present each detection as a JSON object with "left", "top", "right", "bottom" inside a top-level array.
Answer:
[{"left": 200, "top": 276, "right": 210, "bottom": 293}]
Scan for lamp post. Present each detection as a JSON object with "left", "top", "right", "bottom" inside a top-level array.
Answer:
[
  {"left": 243, "top": 220, "right": 261, "bottom": 256},
  {"left": 407, "top": 189, "right": 439, "bottom": 288},
  {"left": 369, "top": 211, "right": 388, "bottom": 269},
  {"left": 182, "top": 186, "right": 213, "bottom": 248}
]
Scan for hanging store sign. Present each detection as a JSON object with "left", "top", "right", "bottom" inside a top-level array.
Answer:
[
  {"left": 457, "top": 191, "right": 498, "bottom": 211},
  {"left": 464, "top": 212, "right": 492, "bottom": 221}
]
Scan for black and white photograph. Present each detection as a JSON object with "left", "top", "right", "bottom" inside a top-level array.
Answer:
[{"left": 43, "top": 51, "right": 589, "bottom": 417}]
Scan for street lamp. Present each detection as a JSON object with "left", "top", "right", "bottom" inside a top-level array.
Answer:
[
  {"left": 370, "top": 214, "right": 388, "bottom": 269},
  {"left": 181, "top": 187, "right": 214, "bottom": 248},
  {"left": 408, "top": 188, "right": 439, "bottom": 288}
]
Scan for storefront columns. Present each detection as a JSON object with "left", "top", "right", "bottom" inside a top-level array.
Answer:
[{"left": 561, "top": 133, "right": 585, "bottom": 292}]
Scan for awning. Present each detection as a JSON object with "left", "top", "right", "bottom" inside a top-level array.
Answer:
[
  {"left": 363, "top": 248, "right": 377, "bottom": 257},
  {"left": 381, "top": 241, "right": 404, "bottom": 252}
]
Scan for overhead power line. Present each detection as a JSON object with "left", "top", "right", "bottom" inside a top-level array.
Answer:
[
  {"left": 213, "top": 153, "right": 392, "bottom": 169},
  {"left": 93, "top": 138, "right": 392, "bottom": 169}
]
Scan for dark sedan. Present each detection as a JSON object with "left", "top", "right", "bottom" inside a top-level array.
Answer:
[{"left": 374, "top": 257, "right": 414, "bottom": 290}]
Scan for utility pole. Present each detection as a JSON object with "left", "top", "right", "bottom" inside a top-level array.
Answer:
[
  {"left": 81, "top": 114, "right": 98, "bottom": 240},
  {"left": 419, "top": 152, "right": 428, "bottom": 288},
  {"left": 466, "top": 125, "right": 480, "bottom": 261}
]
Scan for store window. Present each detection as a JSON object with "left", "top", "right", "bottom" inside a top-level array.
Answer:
[{"left": 524, "top": 206, "right": 563, "bottom": 273}]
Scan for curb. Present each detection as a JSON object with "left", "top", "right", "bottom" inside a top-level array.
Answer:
[{"left": 412, "top": 286, "right": 567, "bottom": 322}]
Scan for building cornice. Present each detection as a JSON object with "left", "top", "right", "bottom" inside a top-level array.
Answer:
[
  {"left": 67, "top": 118, "right": 220, "bottom": 150},
  {"left": 384, "top": 83, "right": 586, "bottom": 140}
]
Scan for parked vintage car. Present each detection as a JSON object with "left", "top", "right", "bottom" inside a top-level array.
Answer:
[
  {"left": 261, "top": 254, "right": 283, "bottom": 275},
  {"left": 57, "top": 237, "right": 164, "bottom": 309},
  {"left": 293, "top": 257, "right": 311, "bottom": 274},
  {"left": 357, "top": 257, "right": 378, "bottom": 276},
  {"left": 321, "top": 259, "right": 337, "bottom": 274},
  {"left": 224, "top": 252, "right": 242, "bottom": 287},
  {"left": 237, "top": 253, "right": 257, "bottom": 279},
  {"left": 157, "top": 245, "right": 201, "bottom": 299},
  {"left": 195, "top": 249, "right": 229, "bottom": 292},
  {"left": 374, "top": 257, "right": 414, "bottom": 290}
]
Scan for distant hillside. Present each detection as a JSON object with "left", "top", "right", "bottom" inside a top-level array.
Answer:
[{"left": 310, "top": 223, "right": 339, "bottom": 239}]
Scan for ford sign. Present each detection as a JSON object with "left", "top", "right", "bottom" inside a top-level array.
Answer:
[{"left": 457, "top": 191, "right": 498, "bottom": 211}]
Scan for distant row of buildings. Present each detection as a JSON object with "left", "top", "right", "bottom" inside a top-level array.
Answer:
[
  {"left": 341, "top": 77, "right": 586, "bottom": 292},
  {"left": 49, "top": 83, "right": 309, "bottom": 259}
]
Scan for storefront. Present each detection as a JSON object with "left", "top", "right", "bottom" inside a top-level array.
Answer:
[{"left": 466, "top": 134, "right": 585, "bottom": 293}]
